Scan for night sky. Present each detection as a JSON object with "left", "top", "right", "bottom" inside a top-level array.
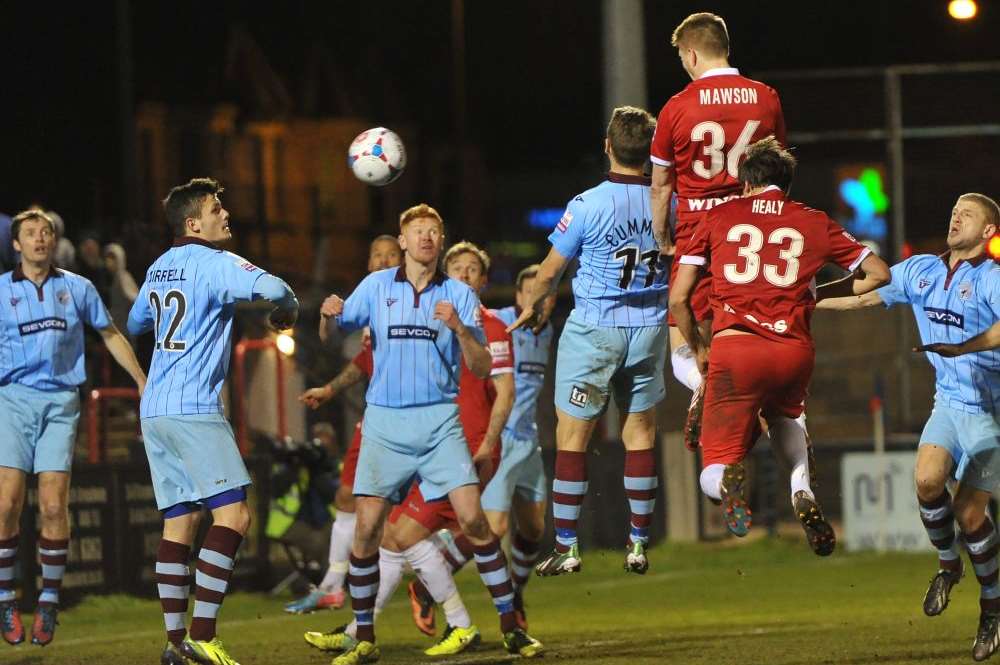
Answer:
[{"left": 1, "top": 0, "right": 997, "bottom": 239}]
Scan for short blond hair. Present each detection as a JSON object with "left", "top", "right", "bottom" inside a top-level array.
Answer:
[
  {"left": 959, "top": 193, "right": 1000, "bottom": 229},
  {"left": 444, "top": 240, "right": 490, "bottom": 273},
  {"left": 671, "top": 12, "right": 729, "bottom": 58},
  {"left": 399, "top": 203, "right": 444, "bottom": 233}
]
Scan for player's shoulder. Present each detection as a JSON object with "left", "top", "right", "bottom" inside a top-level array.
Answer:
[
  {"left": 53, "top": 267, "right": 95, "bottom": 291},
  {"left": 363, "top": 267, "right": 398, "bottom": 287},
  {"left": 490, "top": 305, "right": 516, "bottom": 326},
  {"left": 481, "top": 306, "right": 510, "bottom": 337},
  {"left": 568, "top": 181, "right": 610, "bottom": 207},
  {"left": 442, "top": 275, "right": 478, "bottom": 300}
]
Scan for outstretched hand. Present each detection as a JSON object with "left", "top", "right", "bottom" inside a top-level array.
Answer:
[
  {"left": 505, "top": 305, "right": 550, "bottom": 334},
  {"left": 914, "top": 343, "right": 963, "bottom": 358}
]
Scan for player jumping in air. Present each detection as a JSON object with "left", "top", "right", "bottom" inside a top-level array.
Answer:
[
  {"left": 649, "top": 12, "right": 787, "bottom": 449},
  {"left": 128, "top": 178, "right": 299, "bottom": 665},
  {"left": 289, "top": 235, "right": 402, "bottom": 614},
  {"left": 669, "top": 138, "right": 889, "bottom": 553},
  {"left": 817, "top": 193, "right": 1000, "bottom": 662},
  {"left": 509, "top": 106, "right": 667, "bottom": 577},
  {"left": 317, "top": 206, "right": 538, "bottom": 665},
  {"left": 0, "top": 210, "right": 146, "bottom": 648}
]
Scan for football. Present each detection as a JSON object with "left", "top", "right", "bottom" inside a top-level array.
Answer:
[{"left": 347, "top": 127, "right": 406, "bottom": 186}]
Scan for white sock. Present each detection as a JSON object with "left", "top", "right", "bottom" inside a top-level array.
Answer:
[
  {"left": 344, "top": 547, "right": 404, "bottom": 638},
  {"left": 319, "top": 511, "right": 355, "bottom": 592},
  {"left": 671, "top": 345, "right": 703, "bottom": 393},
  {"left": 405, "top": 539, "right": 471, "bottom": 629},
  {"left": 700, "top": 464, "right": 724, "bottom": 500},
  {"left": 767, "top": 415, "right": 813, "bottom": 502}
]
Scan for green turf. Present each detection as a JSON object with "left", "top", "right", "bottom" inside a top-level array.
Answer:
[{"left": 2, "top": 536, "right": 987, "bottom": 664}]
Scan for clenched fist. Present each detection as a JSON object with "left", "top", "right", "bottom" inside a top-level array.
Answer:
[
  {"left": 433, "top": 301, "right": 461, "bottom": 331},
  {"left": 320, "top": 294, "right": 344, "bottom": 318}
]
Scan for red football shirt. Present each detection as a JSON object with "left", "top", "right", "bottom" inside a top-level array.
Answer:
[
  {"left": 680, "top": 187, "right": 869, "bottom": 347},
  {"left": 350, "top": 331, "right": 374, "bottom": 378},
  {"left": 457, "top": 305, "right": 514, "bottom": 452},
  {"left": 651, "top": 68, "right": 786, "bottom": 237}
]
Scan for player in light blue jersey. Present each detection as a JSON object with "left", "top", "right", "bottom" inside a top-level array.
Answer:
[
  {"left": 817, "top": 192, "right": 1000, "bottom": 662},
  {"left": 315, "top": 204, "right": 539, "bottom": 664},
  {"left": 127, "top": 178, "right": 297, "bottom": 665},
  {"left": 509, "top": 107, "right": 667, "bottom": 578},
  {"left": 0, "top": 209, "right": 146, "bottom": 647}
]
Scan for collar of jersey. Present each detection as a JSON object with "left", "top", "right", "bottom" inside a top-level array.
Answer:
[
  {"left": 12, "top": 262, "right": 61, "bottom": 284},
  {"left": 607, "top": 171, "right": 651, "bottom": 186},
  {"left": 698, "top": 67, "right": 740, "bottom": 79},
  {"left": 393, "top": 265, "right": 447, "bottom": 288},
  {"left": 940, "top": 251, "right": 989, "bottom": 269},
  {"left": 173, "top": 237, "right": 219, "bottom": 250}
]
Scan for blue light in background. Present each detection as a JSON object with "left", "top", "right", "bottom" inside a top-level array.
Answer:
[{"left": 526, "top": 208, "right": 564, "bottom": 230}]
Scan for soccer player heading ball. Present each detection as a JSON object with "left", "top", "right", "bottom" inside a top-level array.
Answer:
[{"left": 669, "top": 137, "right": 890, "bottom": 551}]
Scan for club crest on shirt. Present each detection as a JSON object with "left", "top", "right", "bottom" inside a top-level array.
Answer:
[
  {"left": 57, "top": 290, "right": 70, "bottom": 304},
  {"left": 917, "top": 278, "right": 931, "bottom": 290},
  {"left": 9, "top": 297, "right": 20, "bottom": 307},
  {"left": 386, "top": 297, "right": 398, "bottom": 307},
  {"left": 958, "top": 282, "right": 973, "bottom": 301}
]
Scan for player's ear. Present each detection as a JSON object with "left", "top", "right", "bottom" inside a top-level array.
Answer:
[
  {"left": 12, "top": 237, "right": 21, "bottom": 254},
  {"left": 185, "top": 216, "right": 200, "bottom": 235}
]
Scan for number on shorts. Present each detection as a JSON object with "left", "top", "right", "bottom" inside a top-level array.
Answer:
[
  {"left": 722, "top": 225, "right": 804, "bottom": 287},
  {"left": 149, "top": 289, "right": 188, "bottom": 351}
]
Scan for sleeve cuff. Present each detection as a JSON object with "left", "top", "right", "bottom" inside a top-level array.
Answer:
[
  {"left": 650, "top": 155, "right": 673, "bottom": 168},
  {"left": 490, "top": 367, "right": 515, "bottom": 377},
  {"left": 679, "top": 255, "right": 706, "bottom": 266},
  {"left": 848, "top": 247, "right": 872, "bottom": 273}
]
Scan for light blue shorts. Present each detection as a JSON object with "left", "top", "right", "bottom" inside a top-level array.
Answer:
[
  {"left": 554, "top": 310, "right": 667, "bottom": 420},
  {"left": 141, "top": 413, "right": 252, "bottom": 511},
  {"left": 480, "top": 432, "right": 548, "bottom": 513},
  {"left": 0, "top": 383, "right": 80, "bottom": 473},
  {"left": 920, "top": 404, "right": 1000, "bottom": 492},
  {"left": 356, "top": 403, "right": 478, "bottom": 504}
]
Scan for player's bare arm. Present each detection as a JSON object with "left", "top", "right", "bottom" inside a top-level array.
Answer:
[
  {"left": 299, "top": 361, "right": 365, "bottom": 409},
  {"left": 814, "top": 253, "right": 891, "bottom": 303},
  {"left": 668, "top": 263, "right": 708, "bottom": 374},
  {"left": 317, "top": 293, "right": 345, "bottom": 343},
  {"left": 435, "top": 300, "right": 492, "bottom": 378},
  {"left": 99, "top": 324, "right": 147, "bottom": 395},
  {"left": 507, "top": 247, "right": 569, "bottom": 334},
  {"left": 650, "top": 163, "right": 675, "bottom": 255},
  {"left": 472, "top": 371, "right": 515, "bottom": 481},
  {"left": 917, "top": 320, "right": 1000, "bottom": 357}
]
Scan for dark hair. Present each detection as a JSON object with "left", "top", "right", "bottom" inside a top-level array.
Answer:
[
  {"left": 516, "top": 264, "right": 540, "bottom": 291},
  {"left": 606, "top": 106, "right": 656, "bottom": 168},
  {"left": 11, "top": 209, "right": 55, "bottom": 242},
  {"left": 162, "top": 177, "right": 224, "bottom": 237},
  {"left": 737, "top": 136, "right": 797, "bottom": 192},
  {"left": 671, "top": 12, "right": 730, "bottom": 58}
]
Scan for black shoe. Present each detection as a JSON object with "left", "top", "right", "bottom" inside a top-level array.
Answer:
[
  {"left": 793, "top": 491, "right": 836, "bottom": 556},
  {"left": 973, "top": 612, "right": 1000, "bottom": 661},
  {"left": 924, "top": 563, "right": 963, "bottom": 617},
  {"left": 161, "top": 642, "right": 192, "bottom": 665}
]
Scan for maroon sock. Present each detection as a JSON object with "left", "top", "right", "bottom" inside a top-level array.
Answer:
[
  {"left": 0, "top": 535, "right": 18, "bottom": 602},
  {"left": 443, "top": 533, "right": 476, "bottom": 572},
  {"left": 553, "top": 450, "right": 588, "bottom": 553},
  {"left": 348, "top": 552, "right": 379, "bottom": 643},
  {"left": 624, "top": 448, "right": 658, "bottom": 547},
  {"left": 37, "top": 536, "right": 69, "bottom": 606},
  {"left": 472, "top": 539, "right": 517, "bottom": 633},
  {"left": 189, "top": 526, "right": 243, "bottom": 642},
  {"left": 510, "top": 532, "right": 540, "bottom": 590},
  {"left": 156, "top": 539, "right": 191, "bottom": 646}
]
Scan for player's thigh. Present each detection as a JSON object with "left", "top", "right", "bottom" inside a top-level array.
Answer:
[
  {"left": 413, "top": 404, "right": 478, "bottom": 502},
  {"left": 0, "top": 385, "right": 35, "bottom": 473},
  {"left": 28, "top": 386, "right": 78, "bottom": 474},
  {"left": 36, "top": 471, "right": 70, "bottom": 511},
  {"left": 385, "top": 508, "right": 436, "bottom": 551},
  {"left": 952, "top": 409, "right": 1000, "bottom": 495},
  {"left": 760, "top": 344, "right": 813, "bottom": 421},
  {"left": 700, "top": 337, "right": 768, "bottom": 467},
  {"left": 512, "top": 493, "right": 547, "bottom": 539},
  {"left": 953, "top": 482, "right": 994, "bottom": 531},
  {"left": 612, "top": 325, "right": 668, "bottom": 416},
  {"left": 916, "top": 407, "right": 963, "bottom": 495},
  {"left": 446, "top": 484, "right": 490, "bottom": 538},
  {"left": 554, "top": 313, "right": 625, "bottom": 420},
  {"left": 170, "top": 415, "right": 252, "bottom": 503},
  {"left": 0, "top": 466, "right": 27, "bottom": 522},
  {"left": 481, "top": 433, "right": 536, "bottom": 514},
  {"left": 355, "top": 405, "right": 428, "bottom": 504},
  {"left": 140, "top": 417, "right": 200, "bottom": 510}
]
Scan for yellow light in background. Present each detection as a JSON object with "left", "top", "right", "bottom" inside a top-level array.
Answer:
[
  {"left": 276, "top": 332, "right": 296, "bottom": 356},
  {"left": 988, "top": 235, "right": 1000, "bottom": 261},
  {"left": 948, "top": 0, "right": 978, "bottom": 20}
]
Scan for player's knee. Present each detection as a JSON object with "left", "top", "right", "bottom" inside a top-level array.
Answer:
[
  {"left": 518, "top": 518, "right": 544, "bottom": 543},
  {"left": 671, "top": 345, "right": 701, "bottom": 392},
  {"left": 335, "top": 484, "right": 355, "bottom": 512},
  {"left": 0, "top": 492, "right": 23, "bottom": 521},
  {"left": 38, "top": 497, "right": 68, "bottom": 526},
  {"left": 913, "top": 471, "right": 948, "bottom": 502},
  {"left": 953, "top": 497, "right": 988, "bottom": 532},
  {"left": 457, "top": 511, "right": 491, "bottom": 542}
]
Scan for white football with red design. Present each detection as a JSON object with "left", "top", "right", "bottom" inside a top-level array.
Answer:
[{"left": 347, "top": 127, "right": 406, "bottom": 186}]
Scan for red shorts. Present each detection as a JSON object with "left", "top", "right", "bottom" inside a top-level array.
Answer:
[
  {"left": 340, "top": 421, "right": 363, "bottom": 487},
  {"left": 668, "top": 215, "right": 713, "bottom": 326},
  {"left": 700, "top": 334, "right": 813, "bottom": 468},
  {"left": 387, "top": 432, "right": 501, "bottom": 532}
]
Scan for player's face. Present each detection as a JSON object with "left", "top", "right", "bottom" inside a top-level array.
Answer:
[
  {"left": 13, "top": 218, "right": 55, "bottom": 264},
  {"left": 192, "top": 194, "right": 231, "bottom": 243},
  {"left": 446, "top": 251, "right": 486, "bottom": 293},
  {"left": 368, "top": 239, "right": 402, "bottom": 272},
  {"left": 947, "top": 198, "right": 994, "bottom": 250},
  {"left": 399, "top": 217, "right": 443, "bottom": 265}
]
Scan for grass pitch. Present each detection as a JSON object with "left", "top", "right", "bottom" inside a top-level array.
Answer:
[{"left": 2, "top": 536, "right": 986, "bottom": 665}]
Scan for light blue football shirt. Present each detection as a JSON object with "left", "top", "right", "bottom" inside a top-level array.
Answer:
[
  {"left": 493, "top": 305, "right": 553, "bottom": 441},
  {"left": 0, "top": 266, "right": 110, "bottom": 390},
  {"left": 548, "top": 173, "right": 668, "bottom": 327},
  {"left": 878, "top": 253, "right": 1000, "bottom": 414},
  {"left": 128, "top": 238, "right": 271, "bottom": 418},
  {"left": 337, "top": 266, "right": 484, "bottom": 408}
]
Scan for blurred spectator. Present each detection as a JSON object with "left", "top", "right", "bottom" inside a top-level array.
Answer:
[
  {"left": 104, "top": 243, "right": 139, "bottom": 334},
  {"left": 47, "top": 210, "right": 77, "bottom": 270},
  {"left": 77, "top": 231, "right": 111, "bottom": 301},
  {"left": 0, "top": 212, "right": 13, "bottom": 273}
]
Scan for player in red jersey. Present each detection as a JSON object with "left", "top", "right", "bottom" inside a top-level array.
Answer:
[
  {"left": 288, "top": 235, "right": 401, "bottom": 614},
  {"left": 649, "top": 12, "right": 786, "bottom": 448},
  {"left": 302, "top": 241, "right": 543, "bottom": 659},
  {"left": 668, "top": 138, "right": 890, "bottom": 553}
]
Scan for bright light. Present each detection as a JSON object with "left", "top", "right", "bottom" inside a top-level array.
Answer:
[
  {"left": 988, "top": 235, "right": 1000, "bottom": 261},
  {"left": 949, "top": 0, "right": 978, "bottom": 20},
  {"left": 275, "top": 332, "right": 296, "bottom": 356}
]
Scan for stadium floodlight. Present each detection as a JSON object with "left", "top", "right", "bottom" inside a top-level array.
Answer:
[
  {"left": 275, "top": 332, "right": 296, "bottom": 356},
  {"left": 948, "top": 0, "right": 977, "bottom": 20}
]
